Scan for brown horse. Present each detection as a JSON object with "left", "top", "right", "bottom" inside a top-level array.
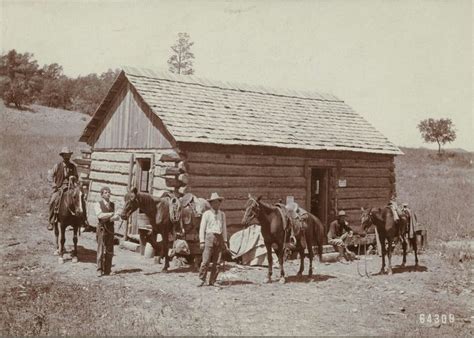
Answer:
[
  {"left": 54, "top": 176, "right": 84, "bottom": 264},
  {"left": 242, "top": 195, "right": 324, "bottom": 283},
  {"left": 361, "top": 207, "right": 419, "bottom": 275},
  {"left": 120, "top": 188, "right": 181, "bottom": 271}
]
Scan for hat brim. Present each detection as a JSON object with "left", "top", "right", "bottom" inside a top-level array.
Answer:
[
  {"left": 59, "top": 152, "right": 73, "bottom": 156},
  {"left": 207, "top": 197, "right": 224, "bottom": 202}
]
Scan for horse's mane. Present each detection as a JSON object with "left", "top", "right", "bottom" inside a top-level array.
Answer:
[{"left": 258, "top": 200, "right": 278, "bottom": 211}]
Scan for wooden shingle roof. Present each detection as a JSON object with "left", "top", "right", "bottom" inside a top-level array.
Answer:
[{"left": 80, "top": 66, "right": 401, "bottom": 155}]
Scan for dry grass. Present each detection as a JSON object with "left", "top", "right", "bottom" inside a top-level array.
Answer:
[
  {"left": 0, "top": 102, "right": 87, "bottom": 224},
  {"left": 0, "top": 103, "right": 472, "bottom": 336},
  {"left": 395, "top": 147, "right": 474, "bottom": 242}
]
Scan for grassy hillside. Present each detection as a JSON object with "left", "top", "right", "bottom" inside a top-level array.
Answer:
[
  {"left": 0, "top": 101, "right": 472, "bottom": 242},
  {"left": 395, "top": 147, "right": 473, "bottom": 242},
  {"left": 0, "top": 102, "right": 89, "bottom": 224}
]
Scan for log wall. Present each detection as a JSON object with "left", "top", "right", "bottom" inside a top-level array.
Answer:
[
  {"left": 85, "top": 148, "right": 187, "bottom": 236},
  {"left": 180, "top": 145, "right": 395, "bottom": 228},
  {"left": 86, "top": 145, "right": 395, "bottom": 238}
]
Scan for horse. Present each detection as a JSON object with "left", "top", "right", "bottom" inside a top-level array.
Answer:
[
  {"left": 120, "top": 188, "right": 181, "bottom": 271},
  {"left": 54, "top": 176, "right": 84, "bottom": 264},
  {"left": 242, "top": 195, "right": 324, "bottom": 283},
  {"left": 361, "top": 206, "right": 418, "bottom": 275},
  {"left": 174, "top": 193, "right": 210, "bottom": 237}
]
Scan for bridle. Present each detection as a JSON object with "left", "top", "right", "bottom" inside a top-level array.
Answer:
[
  {"left": 243, "top": 197, "right": 260, "bottom": 226},
  {"left": 66, "top": 177, "right": 81, "bottom": 216}
]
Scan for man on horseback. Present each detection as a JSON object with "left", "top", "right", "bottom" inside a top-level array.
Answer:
[
  {"left": 48, "top": 147, "right": 88, "bottom": 231},
  {"left": 198, "top": 192, "right": 228, "bottom": 287},
  {"left": 327, "top": 210, "right": 354, "bottom": 263},
  {"left": 95, "top": 186, "right": 120, "bottom": 277}
]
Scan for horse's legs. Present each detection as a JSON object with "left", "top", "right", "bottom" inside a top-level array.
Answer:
[
  {"left": 386, "top": 239, "right": 393, "bottom": 275},
  {"left": 72, "top": 226, "right": 79, "bottom": 263},
  {"left": 401, "top": 235, "right": 407, "bottom": 267},
  {"left": 147, "top": 229, "right": 166, "bottom": 269},
  {"left": 275, "top": 243, "right": 286, "bottom": 284},
  {"left": 264, "top": 241, "right": 273, "bottom": 283},
  {"left": 307, "top": 238, "right": 314, "bottom": 276},
  {"left": 54, "top": 222, "right": 60, "bottom": 255},
  {"left": 380, "top": 236, "right": 386, "bottom": 274},
  {"left": 411, "top": 236, "right": 419, "bottom": 267},
  {"left": 161, "top": 228, "right": 170, "bottom": 271},
  {"left": 58, "top": 223, "right": 66, "bottom": 263},
  {"left": 297, "top": 244, "right": 305, "bottom": 277}
]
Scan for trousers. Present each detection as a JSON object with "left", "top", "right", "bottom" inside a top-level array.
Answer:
[
  {"left": 198, "top": 233, "right": 224, "bottom": 285},
  {"left": 97, "top": 223, "right": 114, "bottom": 274}
]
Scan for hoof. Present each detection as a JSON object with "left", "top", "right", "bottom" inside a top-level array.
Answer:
[
  {"left": 400, "top": 263, "right": 406, "bottom": 268},
  {"left": 53, "top": 250, "right": 59, "bottom": 256},
  {"left": 161, "top": 267, "right": 169, "bottom": 273},
  {"left": 279, "top": 277, "right": 286, "bottom": 284},
  {"left": 154, "top": 257, "right": 162, "bottom": 265},
  {"left": 379, "top": 268, "right": 385, "bottom": 275},
  {"left": 58, "top": 257, "right": 64, "bottom": 264},
  {"left": 264, "top": 278, "right": 272, "bottom": 284},
  {"left": 297, "top": 272, "right": 303, "bottom": 278},
  {"left": 72, "top": 257, "right": 78, "bottom": 263},
  {"left": 388, "top": 269, "right": 393, "bottom": 276},
  {"left": 308, "top": 270, "right": 313, "bottom": 277}
]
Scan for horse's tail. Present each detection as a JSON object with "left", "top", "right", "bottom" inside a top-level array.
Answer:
[{"left": 309, "top": 213, "right": 324, "bottom": 261}]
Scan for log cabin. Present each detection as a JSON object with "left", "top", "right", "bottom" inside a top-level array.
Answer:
[{"left": 79, "top": 66, "right": 402, "bottom": 243}]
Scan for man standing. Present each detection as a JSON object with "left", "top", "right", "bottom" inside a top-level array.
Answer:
[
  {"left": 94, "top": 186, "right": 120, "bottom": 277},
  {"left": 327, "top": 210, "right": 354, "bottom": 263},
  {"left": 198, "top": 192, "right": 228, "bottom": 287},
  {"left": 48, "top": 147, "right": 81, "bottom": 230}
]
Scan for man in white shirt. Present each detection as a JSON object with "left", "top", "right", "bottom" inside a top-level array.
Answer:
[
  {"left": 94, "top": 186, "right": 120, "bottom": 277},
  {"left": 198, "top": 192, "right": 228, "bottom": 287}
]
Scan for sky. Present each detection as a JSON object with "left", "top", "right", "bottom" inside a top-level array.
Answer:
[{"left": 1, "top": 0, "right": 472, "bottom": 150}]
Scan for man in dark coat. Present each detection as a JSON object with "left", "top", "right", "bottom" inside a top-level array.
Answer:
[
  {"left": 95, "top": 186, "right": 120, "bottom": 277},
  {"left": 48, "top": 147, "right": 81, "bottom": 230}
]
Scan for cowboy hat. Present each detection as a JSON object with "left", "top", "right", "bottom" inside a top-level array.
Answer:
[
  {"left": 337, "top": 210, "right": 346, "bottom": 217},
  {"left": 207, "top": 192, "right": 224, "bottom": 202},
  {"left": 59, "top": 147, "right": 73, "bottom": 156}
]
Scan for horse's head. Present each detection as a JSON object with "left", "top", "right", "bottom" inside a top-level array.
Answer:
[
  {"left": 360, "top": 207, "right": 379, "bottom": 231},
  {"left": 121, "top": 187, "right": 139, "bottom": 220},
  {"left": 242, "top": 194, "right": 262, "bottom": 226},
  {"left": 65, "top": 177, "right": 83, "bottom": 216}
]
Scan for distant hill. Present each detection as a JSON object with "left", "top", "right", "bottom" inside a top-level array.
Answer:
[{"left": 0, "top": 100, "right": 90, "bottom": 138}]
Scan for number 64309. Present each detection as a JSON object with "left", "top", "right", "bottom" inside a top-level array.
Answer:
[{"left": 419, "top": 313, "right": 455, "bottom": 324}]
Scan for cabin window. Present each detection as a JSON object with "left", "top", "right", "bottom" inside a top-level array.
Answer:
[{"left": 137, "top": 158, "right": 151, "bottom": 193}]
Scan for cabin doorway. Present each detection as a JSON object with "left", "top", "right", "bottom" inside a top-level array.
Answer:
[{"left": 310, "top": 168, "right": 329, "bottom": 226}]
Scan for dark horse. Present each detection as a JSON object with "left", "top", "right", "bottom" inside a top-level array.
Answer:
[
  {"left": 361, "top": 207, "right": 419, "bottom": 275},
  {"left": 120, "top": 188, "right": 181, "bottom": 271},
  {"left": 54, "top": 176, "right": 84, "bottom": 264},
  {"left": 242, "top": 195, "right": 324, "bottom": 283}
]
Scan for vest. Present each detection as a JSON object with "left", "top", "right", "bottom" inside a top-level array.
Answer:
[
  {"left": 54, "top": 161, "right": 78, "bottom": 188},
  {"left": 99, "top": 200, "right": 115, "bottom": 227}
]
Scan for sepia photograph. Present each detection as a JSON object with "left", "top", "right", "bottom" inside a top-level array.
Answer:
[{"left": 0, "top": 0, "right": 472, "bottom": 336}]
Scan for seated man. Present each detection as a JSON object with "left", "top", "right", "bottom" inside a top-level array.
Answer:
[{"left": 327, "top": 210, "right": 354, "bottom": 263}]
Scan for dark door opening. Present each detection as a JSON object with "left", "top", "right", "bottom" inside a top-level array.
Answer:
[{"left": 310, "top": 168, "right": 329, "bottom": 226}]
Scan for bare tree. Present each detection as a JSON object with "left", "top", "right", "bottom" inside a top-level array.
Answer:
[
  {"left": 417, "top": 118, "right": 457, "bottom": 154},
  {"left": 167, "top": 33, "right": 195, "bottom": 75}
]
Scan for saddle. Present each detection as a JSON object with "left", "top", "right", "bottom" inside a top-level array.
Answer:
[
  {"left": 180, "top": 193, "right": 210, "bottom": 226},
  {"left": 275, "top": 203, "right": 307, "bottom": 248}
]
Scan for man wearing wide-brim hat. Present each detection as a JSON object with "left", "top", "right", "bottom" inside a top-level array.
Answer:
[
  {"left": 198, "top": 192, "right": 228, "bottom": 287},
  {"left": 47, "top": 147, "right": 88, "bottom": 230},
  {"left": 327, "top": 210, "right": 354, "bottom": 263}
]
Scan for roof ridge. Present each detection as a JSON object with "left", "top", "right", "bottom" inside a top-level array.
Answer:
[{"left": 121, "top": 65, "right": 344, "bottom": 103}]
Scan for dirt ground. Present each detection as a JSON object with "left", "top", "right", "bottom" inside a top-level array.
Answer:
[{"left": 1, "top": 212, "right": 473, "bottom": 336}]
